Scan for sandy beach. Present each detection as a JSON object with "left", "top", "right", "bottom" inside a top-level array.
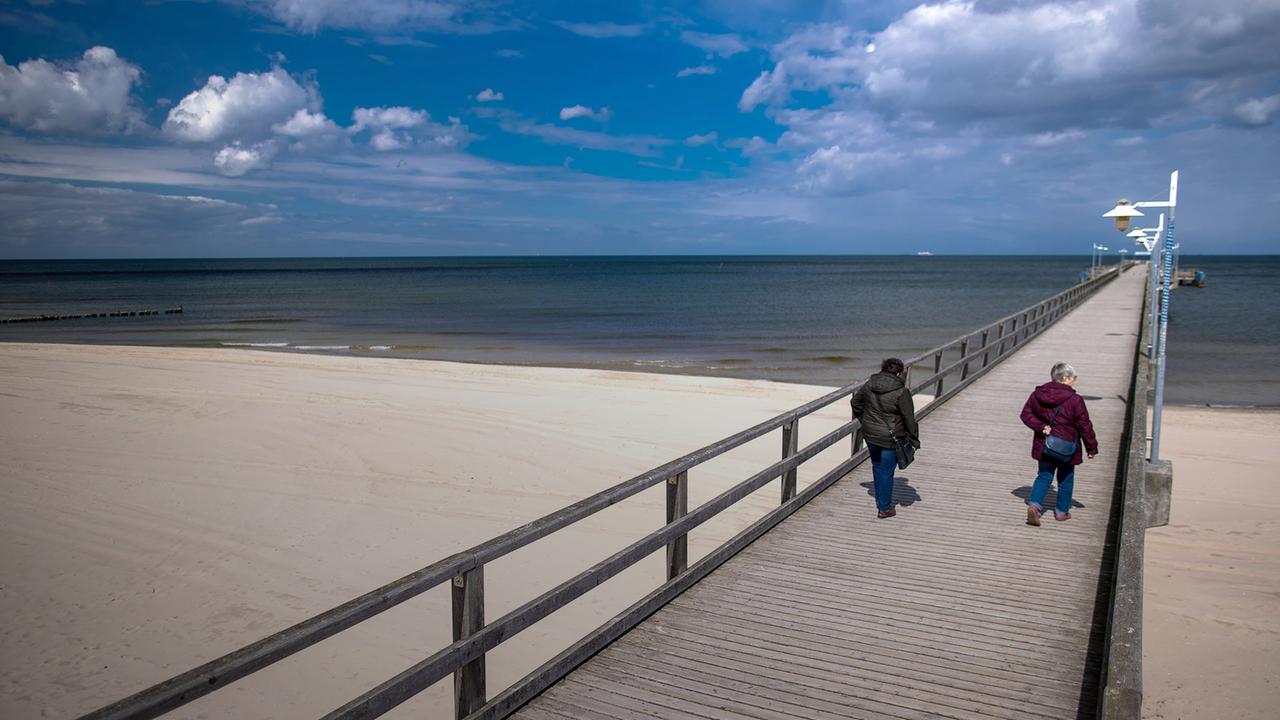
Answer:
[
  {"left": 0, "top": 343, "right": 854, "bottom": 719},
  {"left": 3, "top": 343, "right": 1276, "bottom": 718},
  {"left": 1142, "top": 405, "right": 1280, "bottom": 719}
]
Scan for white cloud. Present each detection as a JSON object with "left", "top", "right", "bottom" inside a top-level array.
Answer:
[
  {"left": 246, "top": 0, "right": 465, "bottom": 33},
  {"left": 1028, "top": 128, "right": 1086, "bottom": 147},
  {"left": 165, "top": 67, "right": 317, "bottom": 143},
  {"left": 349, "top": 105, "right": 469, "bottom": 150},
  {"left": 553, "top": 20, "right": 647, "bottom": 38},
  {"left": 0, "top": 46, "right": 143, "bottom": 135},
  {"left": 497, "top": 112, "right": 670, "bottom": 156},
  {"left": 213, "top": 141, "right": 278, "bottom": 176},
  {"left": 1233, "top": 94, "right": 1280, "bottom": 126},
  {"left": 740, "top": 0, "right": 1280, "bottom": 132},
  {"left": 273, "top": 108, "right": 340, "bottom": 137},
  {"left": 476, "top": 88, "right": 504, "bottom": 102},
  {"left": 559, "top": 104, "right": 612, "bottom": 122},
  {"left": 680, "top": 31, "right": 748, "bottom": 58},
  {"left": 677, "top": 65, "right": 717, "bottom": 78},
  {"left": 685, "top": 131, "right": 718, "bottom": 147}
]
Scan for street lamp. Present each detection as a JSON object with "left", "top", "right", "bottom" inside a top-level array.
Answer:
[
  {"left": 1103, "top": 170, "right": 1179, "bottom": 464},
  {"left": 1103, "top": 199, "right": 1143, "bottom": 233}
]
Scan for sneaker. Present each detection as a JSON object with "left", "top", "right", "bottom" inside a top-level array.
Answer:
[
  {"left": 1026, "top": 505, "right": 1042, "bottom": 526},
  {"left": 1054, "top": 512, "right": 1072, "bottom": 521},
  {"left": 877, "top": 508, "right": 896, "bottom": 519}
]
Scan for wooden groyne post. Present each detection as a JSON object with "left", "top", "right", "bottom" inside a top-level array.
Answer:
[{"left": 0, "top": 307, "right": 183, "bottom": 324}]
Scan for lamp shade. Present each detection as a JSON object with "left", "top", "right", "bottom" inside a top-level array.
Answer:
[{"left": 1103, "top": 199, "right": 1144, "bottom": 233}]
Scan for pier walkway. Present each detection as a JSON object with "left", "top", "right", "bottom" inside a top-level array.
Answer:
[
  {"left": 82, "top": 267, "right": 1151, "bottom": 720},
  {"left": 515, "top": 269, "right": 1146, "bottom": 719}
]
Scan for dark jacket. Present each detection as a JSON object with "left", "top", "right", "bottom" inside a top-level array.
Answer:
[
  {"left": 1019, "top": 382, "right": 1098, "bottom": 465},
  {"left": 852, "top": 372, "right": 921, "bottom": 450}
]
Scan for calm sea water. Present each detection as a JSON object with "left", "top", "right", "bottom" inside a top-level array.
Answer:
[{"left": 1, "top": 256, "right": 1275, "bottom": 406}]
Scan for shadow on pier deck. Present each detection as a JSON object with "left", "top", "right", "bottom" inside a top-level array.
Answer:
[{"left": 81, "top": 267, "right": 1153, "bottom": 720}]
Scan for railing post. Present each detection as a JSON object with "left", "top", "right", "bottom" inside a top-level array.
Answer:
[
  {"left": 995, "top": 322, "right": 1007, "bottom": 357},
  {"left": 933, "top": 351, "right": 944, "bottom": 398},
  {"left": 1009, "top": 316, "right": 1020, "bottom": 347},
  {"left": 959, "top": 338, "right": 971, "bottom": 381},
  {"left": 781, "top": 421, "right": 799, "bottom": 502},
  {"left": 980, "top": 328, "right": 992, "bottom": 368},
  {"left": 452, "top": 566, "right": 486, "bottom": 719},
  {"left": 665, "top": 471, "right": 688, "bottom": 580}
]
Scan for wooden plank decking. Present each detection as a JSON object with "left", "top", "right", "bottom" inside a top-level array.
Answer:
[{"left": 515, "top": 269, "right": 1147, "bottom": 720}]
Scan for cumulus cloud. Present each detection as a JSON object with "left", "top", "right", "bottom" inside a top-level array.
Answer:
[
  {"left": 553, "top": 20, "right": 647, "bottom": 38},
  {"left": 349, "top": 105, "right": 469, "bottom": 150},
  {"left": 680, "top": 31, "right": 748, "bottom": 58},
  {"left": 165, "top": 67, "right": 318, "bottom": 143},
  {"left": 214, "top": 141, "right": 278, "bottom": 176},
  {"left": 559, "top": 104, "right": 612, "bottom": 122},
  {"left": 272, "top": 108, "right": 341, "bottom": 138},
  {"left": 677, "top": 65, "right": 717, "bottom": 78},
  {"left": 0, "top": 46, "right": 143, "bottom": 135},
  {"left": 734, "top": 0, "right": 1280, "bottom": 196},
  {"left": 476, "top": 88, "right": 504, "bottom": 102},
  {"left": 741, "top": 0, "right": 1280, "bottom": 131},
  {"left": 1233, "top": 94, "right": 1280, "bottom": 126}
]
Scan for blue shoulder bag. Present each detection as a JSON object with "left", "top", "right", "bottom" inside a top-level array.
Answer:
[{"left": 1042, "top": 404, "right": 1077, "bottom": 462}]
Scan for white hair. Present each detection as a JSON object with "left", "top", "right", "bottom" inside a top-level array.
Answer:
[{"left": 1051, "top": 362, "right": 1077, "bottom": 382}]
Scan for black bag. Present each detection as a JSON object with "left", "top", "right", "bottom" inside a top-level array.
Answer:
[
  {"left": 1041, "top": 405, "right": 1077, "bottom": 463},
  {"left": 892, "top": 434, "right": 916, "bottom": 469}
]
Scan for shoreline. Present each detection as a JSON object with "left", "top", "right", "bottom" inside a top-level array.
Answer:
[{"left": 3, "top": 339, "right": 1272, "bottom": 408}]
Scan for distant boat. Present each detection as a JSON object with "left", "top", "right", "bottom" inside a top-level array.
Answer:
[{"left": 916, "top": 251, "right": 934, "bottom": 256}]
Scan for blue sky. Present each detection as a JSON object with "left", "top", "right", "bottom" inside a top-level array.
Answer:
[{"left": 1, "top": 0, "right": 1278, "bottom": 257}]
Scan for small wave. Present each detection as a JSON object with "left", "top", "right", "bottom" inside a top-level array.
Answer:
[
  {"left": 230, "top": 318, "right": 303, "bottom": 325},
  {"left": 221, "top": 342, "right": 289, "bottom": 348},
  {"left": 801, "top": 355, "right": 857, "bottom": 365},
  {"left": 292, "top": 345, "right": 350, "bottom": 351},
  {"left": 712, "top": 358, "right": 754, "bottom": 366}
]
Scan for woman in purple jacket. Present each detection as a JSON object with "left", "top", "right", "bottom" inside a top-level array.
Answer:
[{"left": 1019, "top": 362, "right": 1099, "bottom": 526}]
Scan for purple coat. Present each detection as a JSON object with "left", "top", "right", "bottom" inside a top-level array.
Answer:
[{"left": 1019, "top": 382, "right": 1098, "bottom": 465}]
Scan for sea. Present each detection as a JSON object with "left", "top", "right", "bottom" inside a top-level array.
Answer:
[{"left": 0, "top": 255, "right": 1275, "bottom": 407}]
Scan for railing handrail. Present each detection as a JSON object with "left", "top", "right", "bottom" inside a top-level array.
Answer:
[
  {"left": 79, "top": 263, "right": 1128, "bottom": 720},
  {"left": 1099, "top": 264, "right": 1151, "bottom": 718}
]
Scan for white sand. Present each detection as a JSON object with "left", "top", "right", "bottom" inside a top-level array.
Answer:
[
  {"left": 1142, "top": 405, "right": 1280, "bottom": 719},
  {"left": 0, "top": 343, "right": 859, "bottom": 719}
]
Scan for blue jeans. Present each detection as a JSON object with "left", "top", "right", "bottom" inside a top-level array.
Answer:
[
  {"left": 868, "top": 444, "right": 897, "bottom": 512},
  {"left": 1029, "top": 458, "right": 1075, "bottom": 516}
]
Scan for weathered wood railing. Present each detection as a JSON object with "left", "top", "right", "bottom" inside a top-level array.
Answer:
[
  {"left": 80, "top": 265, "right": 1127, "bottom": 720},
  {"left": 1099, "top": 265, "right": 1152, "bottom": 718}
]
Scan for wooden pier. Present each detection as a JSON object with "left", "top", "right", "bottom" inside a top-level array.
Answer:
[
  {"left": 79, "top": 265, "right": 1154, "bottom": 720},
  {"left": 516, "top": 269, "right": 1147, "bottom": 720}
]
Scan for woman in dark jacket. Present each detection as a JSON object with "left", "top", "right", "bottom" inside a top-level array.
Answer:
[
  {"left": 852, "top": 358, "right": 921, "bottom": 519},
  {"left": 1019, "top": 362, "right": 1099, "bottom": 526}
]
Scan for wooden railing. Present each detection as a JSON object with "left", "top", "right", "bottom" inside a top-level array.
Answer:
[
  {"left": 80, "top": 264, "right": 1127, "bottom": 720},
  {"left": 1099, "top": 265, "right": 1152, "bottom": 718}
]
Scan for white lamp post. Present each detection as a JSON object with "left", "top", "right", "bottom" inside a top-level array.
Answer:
[{"left": 1103, "top": 170, "right": 1179, "bottom": 464}]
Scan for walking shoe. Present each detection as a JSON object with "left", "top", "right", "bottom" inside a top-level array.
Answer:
[
  {"left": 877, "top": 508, "right": 896, "bottom": 519},
  {"left": 1054, "top": 512, "right": 1072, "bottom": 521},
  {"left": 1026, "top": 505, "right": 1042, "bottom": 526}
]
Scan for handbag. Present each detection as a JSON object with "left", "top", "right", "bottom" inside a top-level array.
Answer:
[
  {"left": 892, "top": 433, "right": 916, "bottom": 469},
  {"left": 1041, "top": 404, "right": 1077, "bottom": 463}
]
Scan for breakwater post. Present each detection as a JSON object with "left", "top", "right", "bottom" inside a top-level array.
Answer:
[{"left": 0, "top": 307, "right": 183, "bottom": 324}]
